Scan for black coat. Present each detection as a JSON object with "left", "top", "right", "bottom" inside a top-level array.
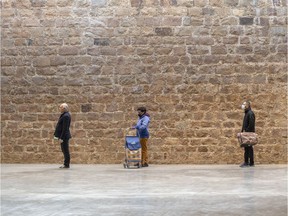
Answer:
[
  {"left": 242, "top": 108, "right": 255, "bottom": 132},
  {"left": 54, "top": 112, "right": 71, "bottom": 140}
]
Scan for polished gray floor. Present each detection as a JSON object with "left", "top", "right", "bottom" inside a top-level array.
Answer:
[{"left": 1, "top": 164, "right": 287, "bottom": 216}]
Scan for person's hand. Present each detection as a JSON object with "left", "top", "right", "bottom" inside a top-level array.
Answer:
[{"left": 59, "top": 139, "right": 63, "bottom": 143}]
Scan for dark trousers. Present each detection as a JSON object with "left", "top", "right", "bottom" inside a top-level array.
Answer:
[
  {"left": 244, "top": 146, "right": 254, "bottom": 165},
  {"left": 61, "top": 139, "right": 70, "bottom": 167}
]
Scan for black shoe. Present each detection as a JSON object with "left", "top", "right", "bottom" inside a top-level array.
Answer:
[
  {"left": 59, "top": 165, "right": 69, "bottom": 169},
  {"left": 249, "top": 164, "right": 255, "bottom": 167},
  {"left": 142, "top": 163, "right": 149, "bottom": 167},
  {"left": 135, "top": 163, "right": 140, "bottom": 166},
  {"left": 239, "top": 163, "right": 249, "bottom": 168}
]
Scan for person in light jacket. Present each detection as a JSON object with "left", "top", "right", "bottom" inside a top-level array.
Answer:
[{"left": 131, "top": 107, "right": 150, "bottom": 167}]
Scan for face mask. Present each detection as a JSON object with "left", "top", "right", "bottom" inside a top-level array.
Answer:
[{"left": 241, "top": 104, "right": 246, "bottom": 110}]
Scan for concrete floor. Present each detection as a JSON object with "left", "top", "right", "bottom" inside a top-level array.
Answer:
[{"left": 1, "top": 164, "right": 287, "bottom": 216}]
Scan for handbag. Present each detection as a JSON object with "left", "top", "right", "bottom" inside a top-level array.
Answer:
[{"left": 237, "top": 132, "right": 258, "bottom": 147}]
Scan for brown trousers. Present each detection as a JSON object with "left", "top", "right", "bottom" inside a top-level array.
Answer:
[{"left": 140, "top": 138, "right": 148, "bottom": 164}]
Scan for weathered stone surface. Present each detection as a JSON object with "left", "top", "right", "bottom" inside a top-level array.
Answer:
[
  {"left": 155, "top": 27, "right": 173, "bottom": 36},
  {"left": 224, "top": 0, "right": 238, "bottom": 6},
  {"left": 100, "top": 47, "right": 117, "bottom": 56},
  {"left": 182, "top": 16, "right": 191, "bottom": 26},
  {"left": 50, "top": 56, "right": 66, "bottom": 66},
  {"left": 33, "top": 57, "right": 50, "bottom": 67},
  {"left": 230, "top": 26, "right": 244, "bottom": 35},
  {"left": 81, "top": 104, "right": 92, "bottom": 112},
  {"left": 130, "top": 0, "right": 143, "bottom": 7},
  {"left": 22, "top": 18, "right": 41, "bottom": 27},
  {"left": 30, "top": 0, "right": 47, "bottom": 7},
  {"left": 270, "top": 27, "right": 287, "bottom": 36},
  {"left": 236, "top": 45, "right": 253, "bottom": 54},
  {"left": 239, "top": 17, "right": 254, "bottom": 25},
  {"left": 162, "top": 17, "right": 182, "bottom": 26},
  {"left": 188, "top": 46, "right": 210, "bottom": 55},
  {"left": 186, "top": 37, "right": 214, "bottom": 45},
  {"left": 59, "top": 46, "right": 79, "bottom": 55},
  {"left": 137, "top": 48, "right": 154, "bottom": 55},
  {"left": 94, "top": 38, "right": 110, "bottom": 46},
  {"left": 1, "top": 1, "right": 287, "bottom": 165},
  {"left": 202, "top": 7, "right": 215, "bottom": 16},
  {"left": 223, "top": 36, "right": 239, "bottom": 44},
  {"left": 211, "top": 46, "right": 227, "bottom": 54}
]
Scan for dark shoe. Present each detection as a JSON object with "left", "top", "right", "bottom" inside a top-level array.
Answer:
[
  {"left": 59, "top": 165, "right": 69, "bottom": 169},
  {"left": 135, "top": 163, "right": 140, "bottom": 167},
  {"left": 142, "top": 163, "right": 149, "bottom": 167},
  {"left": 239, "top": 163, "right": 249, "bottom": 168},
  {"left": 249, "top": 164, "right": 255, "bottom": 167}
]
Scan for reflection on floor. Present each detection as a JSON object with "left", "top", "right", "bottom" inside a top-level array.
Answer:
[{"left": 1, "top": 164, "right": 287, "bottom": 216}]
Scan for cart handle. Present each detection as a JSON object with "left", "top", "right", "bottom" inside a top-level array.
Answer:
[
  {"left": 125, "top": 128, "right": 133, "bottom": 136},
  {"left": 125, "top": 128, "right": 138, "bottom": 136}
]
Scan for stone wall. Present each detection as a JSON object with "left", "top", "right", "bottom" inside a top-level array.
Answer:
[{"left": 1, "top": 0, "right": 287, "bottom": 164}]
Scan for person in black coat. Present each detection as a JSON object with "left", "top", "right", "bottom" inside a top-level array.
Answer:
[
  {"left": 239, "top": 101, "right": 255, "bottom": 168},
  {"left": 54, "top": 103, "right": 71, "bottom": 168}
]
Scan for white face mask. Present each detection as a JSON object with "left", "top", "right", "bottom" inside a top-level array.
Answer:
[{"left": 241, "top": 104, "right": 246, "bottom": 110}]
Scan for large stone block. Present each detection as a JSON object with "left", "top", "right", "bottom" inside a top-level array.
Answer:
[
  {"left": 12, "top": 0, "right": 31, "bottom": 8},
  {"left": 162, "top": 16, "right": 182, "bottom": 26},
  {"left": 130, "top": 0, "right": 143, "bottom": 7},
  {"left": 270, "top": 27, "right": 287, "bottom": 36},
  {"left": 50, "top": 56, "right": 66, "bottom": 66},
  {"left": 100, "top": 47, "right": 117, "bottom": 56},
  {"left": 239, "top": 17, "right": 254, "bottom": 25},
  {"left": 224, "top": 0, "right": 238, "bottom": 6},
  {"left": 187, "top": 46, "right": 210, "bottom": 55},
  {"left": 155, "top": 27, "right": 173, "bottom": 36},
  {"left": 136, "top": 48, "right": 154, "bottom": 55},
  {"left": 22, "top": 18, "right": 41, "bottom": 27},
  {"left": 57, "top": 0, "right": 73, "bottom": 7},
  {"left": 59, "top": 47, "right": 79, "bottom": 55},
  {"left": 211, "top": 46, "right": 227, "bottom": 54},
  {"left": 33, "top": 57, "right": 50, "bottom": 67},
  {"left": 210, "top": 0, "right": 225, "bottom": 7},
  {"left": 236, "top": 45, "right": 253, "bottom": 54},
  {"left": 30, "top": 0, "right": 47, "bottom": 7},
  {"left": 94, "top": 38, "right": 110, "bottom": 46}
]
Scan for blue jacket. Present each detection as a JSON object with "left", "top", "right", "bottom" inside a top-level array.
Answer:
[{"left": 134, "top": 114, "right": 150, "bottom": 138}]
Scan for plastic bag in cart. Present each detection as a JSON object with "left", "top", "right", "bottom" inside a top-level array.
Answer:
[{"left": 125, "top": 136, "right": 141, "bottom": 150}]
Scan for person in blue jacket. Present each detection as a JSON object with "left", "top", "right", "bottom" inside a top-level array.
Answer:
[{"left": 131, "top": 107, "right": 150, "bottom": 167}]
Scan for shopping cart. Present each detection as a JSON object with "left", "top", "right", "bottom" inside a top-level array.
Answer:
[{"left": 123, "top": 129, "right": 142, "bottom": 169}]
